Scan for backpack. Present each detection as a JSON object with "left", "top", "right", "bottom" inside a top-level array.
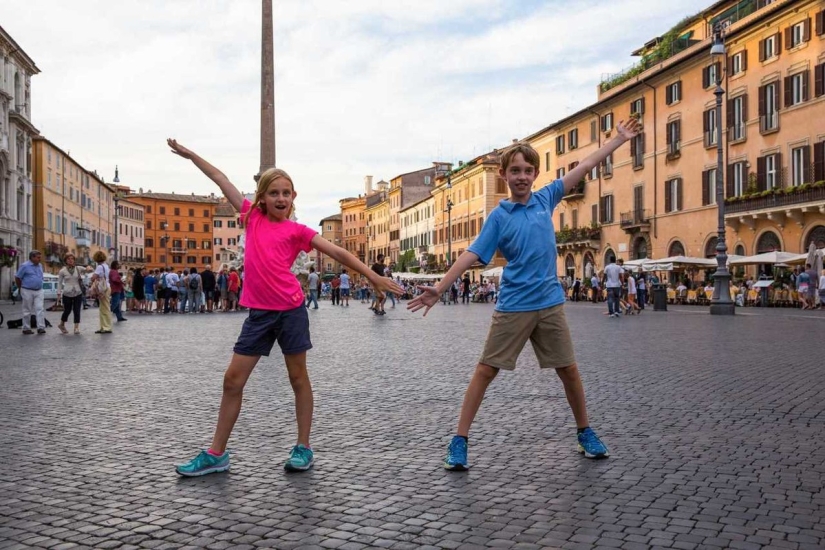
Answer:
[
  {"left": 189, "top": 274, "right": 199, "bottom": 290},
  {"left": 159, "top": 273, "right": 168, "bottom": 289}
]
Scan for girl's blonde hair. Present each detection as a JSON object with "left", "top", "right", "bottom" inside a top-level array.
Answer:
[{"left": 246, "top": 167, "right": 295, "bottom": 225}]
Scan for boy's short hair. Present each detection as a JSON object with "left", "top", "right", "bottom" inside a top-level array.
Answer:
[{"left": 500, "top": 143, "right": 540, "bottom": 172}]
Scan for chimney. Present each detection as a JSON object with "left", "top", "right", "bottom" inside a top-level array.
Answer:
[
  {"left": 365, "top": 175, "right": 373, "bottom": 195},
  {"left": 139, "top": 187, "right": 143, "bottom": 194}
]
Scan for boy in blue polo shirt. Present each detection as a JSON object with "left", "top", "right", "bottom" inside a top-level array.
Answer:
[{"left": 408, "top": 118, "right": 642, "bottom": 470}]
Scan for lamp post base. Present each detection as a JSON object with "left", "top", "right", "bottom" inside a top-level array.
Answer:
[{"left": 709, "top": 301, "right": 736, "bottom": 315}]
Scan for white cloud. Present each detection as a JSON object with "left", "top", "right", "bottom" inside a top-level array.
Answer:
[{"left": 6, "top": 0, "right": 710, "bottom": 229}]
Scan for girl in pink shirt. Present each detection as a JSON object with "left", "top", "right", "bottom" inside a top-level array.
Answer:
[{"left": 168, "top": 139, "right": 404, "bottom": 476}]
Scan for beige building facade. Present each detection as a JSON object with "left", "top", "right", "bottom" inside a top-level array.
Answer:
[
  {"left": 212, "top": 200, "right": 242, "bottom": 267},
  {"left": 317, "top": 213, "right": 343, "bottom": 273},
  {"left": 528, "top": 0, "right": 825, "bottom": 280}
]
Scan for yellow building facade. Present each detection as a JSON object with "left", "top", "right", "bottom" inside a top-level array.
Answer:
[
  {"left": 341, "top": 194, "right": 367, "bottom": 264},
  {"left": 365, "top": 180, "right": 390, "bottom": 265},
  {"left": 31, "top": 137, "right": 117, "bottom": 273},
  {"left": 528, "top": 0, "right": 825, "bottom": 279},
  {"left": 317, "top": 213, "right": 343, "bottom": 273}
]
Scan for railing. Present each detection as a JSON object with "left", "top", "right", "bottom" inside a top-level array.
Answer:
[
  {"left": 726, "top": 184, "right": 825, "bottom": 214},
  {"left": 704, "top": 131, "right": 718, "bottom": 148},
  {"left": 728, "top": 123, "right": 746, "bottom": 142},
  {"left": 620, "top": 209, "right": 652, "bottom": 227},
  {"left": 562, "top": 181, "right": 586, "bottom": 201},
  {"left": 556, "top": 226, "right": 601, "bottom": 244},
  {"left": 666, "top": 142, "right": 681, "bottom": 159},
  {"left": 600, "top": 36, "right": 694, "bottom": 92},
  {"left": 760, "top": 113, "right": 779, "bottom": 133}
]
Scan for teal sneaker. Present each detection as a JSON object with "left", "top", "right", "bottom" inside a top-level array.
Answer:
[
  {"left": 175, "top": 450, "right": 230, "bottom": 476},
  {"left": 444, "top": 435, "right": 469, "bottom": 471},
  {"left": 577, "top": 427, "right": 609, "bottom": 458},
  {"left": 284, "top": 444, "right": 314, "bottom": 472}
]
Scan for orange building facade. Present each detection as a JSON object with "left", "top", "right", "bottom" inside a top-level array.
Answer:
[
  {"left": 127, "top": 191, "right": 219, "bottom": 272},
  {"left": 527, "top": 0, "right": 825, "bottom": 279}
]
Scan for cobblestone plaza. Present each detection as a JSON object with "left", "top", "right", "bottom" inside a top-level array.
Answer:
[{"left": 1, "top": 302, "right": 824, "bottom": 549}]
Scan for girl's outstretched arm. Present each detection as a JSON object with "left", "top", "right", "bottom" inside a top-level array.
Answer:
[
  {"left": 310, "top": 235, "right": 405, "bottom": 297},
  {"left": 167, "top": 139, "right": 244, "bottom": 212}
]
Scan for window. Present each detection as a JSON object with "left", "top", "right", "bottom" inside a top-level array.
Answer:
[
  {"left": 174, "top": 222, "right": 180, "bottom": 231},
  {"left": 214, "top": 220, "right": 222, "bottom": 228},
  {"left": 729, "top": 51, "right": 747, "bottom": 76},
  {"left": 703, "top": 108, "right": 718, "bottom": 147},
  {"left": 602, "top": 154, "right": 613, "bottom": 177},
  {"left": 188, "top": 223, "right": 195, "bottom": 232},
  {"left": 702, "top": 169, "right": 718, "bottom": 206},
  {"left": 47, "top": 212, "right": 53, "bottom": 231},
  {"left": 759, "top": 34, "right": 779, "bottom": 61},
  {"left": 791, "top": 146, "right": 810, "bottom": 187},
  {"left": 556, "top": 135, "right": 565, "bottom": 154},
  {"left": 227, "top": 220, "right": 237, "bottom": 228},
  {"left": 703, "top": 62, "right": 721, "bottom": 88},
  {"left": 588, "top": 166, "right": 598, "bottom": 181},
  {"left": 559, "top": 213, "right": 565, "bottom": 229},
  {"left": 174, "top": 207, "right": 180, "bottom": 216},
  {"left": 665, "top": 178, "right": 682, "bottom": 212},
  {"left": 188, "top": 208, "right": 194, "bottom": 217},
  {"left": 599, "top": 195, "right": 614, "bottom": 224},
  {"left": 785, "top": 71, "right": 809, "bottom": 107},
  {"left": 214, "top": 237, "right": 223, "bottom": 245},
  {"left": 630, "top": 134, "right": 645, "bottom": 169},
  {"left": 630, "top": 98, "right": 644, "bottom": 117},
  {"left": 556, "top": 168, "right": 566, "bottom": 179},
  {"left": 568, "top": 129, "right": 578, "bottom": 150},
  {"left": 728, "top": 95, "right": 747, "bottom": 141},
  {"left": 571, "top": 209, "right": 578, "bottom": 229},
  {"left": 545, "top": 152, "right": 551, "bottom": 172},
  {"left": 601, "top": 112, "right": 613, "bottom": 132},
  {"left": 187, "top": 256, "right": 197, "bottom": 265},
  {"left": 816, "top": 63, "right": 825, "bottom": 98},
  {"left": 590, "top": 120, "right": 597, "bottom": 143},
  {"left": 787, "top": 19, "right": 811, "bottom": 48},
  {"left": 160, "top": 206, "right": 166, "bottom": 215},
  {"left": 146, "top": 220, "right": 152, "bottom": 230},
  {"left": 728, "top": 162, "right": 747, "bottom": 197},
  {"left": 495, "top": 178, "right": 506, "bottom": 194},
  {"left": 665, "top": 81, "right": 681, "bottom": 105},
  {"left": 759, "top": 82, "right": 780, "bottom": 132},
  {"left": 172, "top": 255, "right": 182, "bottom": 264},
  {"left": 203, "top": 224, "right": 209, "bottom": 232},
  {"left": 815, "top": 141, "right": 825, "bottom": 182},
  {"left": 757, "top": 153, "right": 781, "bottom": 190},
  {"left": 666, "top": 120, "right": 681, "bottom": 157},
  {"left": 203, "top": 209, "right": 209, "bottom": 217},
  {"left": 145, "top": 205, "right": 151, "bottom": 214},
  {"left": 591, "top": 204, "right": 598, "bottom": 225}
]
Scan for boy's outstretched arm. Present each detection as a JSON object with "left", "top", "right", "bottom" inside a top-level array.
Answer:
[
  {"left": 310, "top": 235, "right": 405, "bottom": 297},
  {"left": 167, "top": 139, "right": 245, "bottom": 212},
  {"left": 561, "top": 118, "right": 643, "bottom": 195},
  {"left": 407, "top": 251, "right": 479, "bottom": 316}
]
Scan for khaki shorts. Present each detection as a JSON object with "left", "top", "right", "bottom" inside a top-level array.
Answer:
[{"left": 479, "top": 304, "right": 576, "bottom": 370}]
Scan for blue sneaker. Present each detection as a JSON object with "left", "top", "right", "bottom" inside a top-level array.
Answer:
[
  {"left": 175, "top": 450, "right": 230, "bottom": 476},
  {"left": 284, "top": 444, "right": 314, "bottom": 472},
  {"left": 444, "top": 435, "right": 469, "bottom": 471},
  {"left": 577, "top": 427, "right": 609, "bottom": 458}
]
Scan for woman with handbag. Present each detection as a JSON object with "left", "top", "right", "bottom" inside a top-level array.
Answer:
[
  {"left": 90, "top": 250, "right": 113, "bottom": 334},
  {"left": 57, "top": 253, "right": 84, "bottom": 334}
]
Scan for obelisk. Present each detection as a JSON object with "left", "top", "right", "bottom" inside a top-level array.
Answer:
[{"left": 258, "top": 0, "right": 276, "bottom": 178}]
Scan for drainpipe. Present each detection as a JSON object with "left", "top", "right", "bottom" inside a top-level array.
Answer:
[
  {"left": 587, "top": 108, "right": 602, "bottom": 268},
  {"left": 642, "top": 81, "right": 658, "bottom": 242}
]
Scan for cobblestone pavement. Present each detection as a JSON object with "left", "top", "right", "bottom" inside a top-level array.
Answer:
[{"left": 1, "top": 300, "right": 824, "bottom": 550}]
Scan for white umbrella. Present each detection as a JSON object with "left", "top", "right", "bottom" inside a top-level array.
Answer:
[
  {"left": 807, "top": 244, "right": 823, "bottom": 278},
  {"left": 728, "top": 251, "right": 802, "bottom": 266},
  {"left": 482, "top": 266, "right": 504, "bottom": 278},
  {"left": 654, "top": 255, "right": 718, "bottom": 267}
]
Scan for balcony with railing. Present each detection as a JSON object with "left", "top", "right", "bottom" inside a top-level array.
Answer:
[
  {"left": 759, "top": 113, "right": 779, "bottom": 134},
  {"left": 562, "top": 181, "right": 586, "bottom": 202},
  {"left": 725, "top": 166, "right": 825, "bottom": 228},
  {"left": 666, "top": 142, "right": 681, "bottom": 161},
  {"left": 620, "top": 209, "right": 652, "bottom": 231},
  {"left": 555, "top": 225, "right": 601, "bottom": 251}
]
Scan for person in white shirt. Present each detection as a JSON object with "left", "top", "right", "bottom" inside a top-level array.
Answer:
[
  {"left": 603, "top": 258, "right": 624, "bottom": 317},
  {"left": 818, "top": 269, "right": 825, "bottom": 310},
  {"left": 625, "top": 273, "right": 640, "bottom": 314},
  {"left": 339, "top": 268, "right": 351, "bottom": 307}
]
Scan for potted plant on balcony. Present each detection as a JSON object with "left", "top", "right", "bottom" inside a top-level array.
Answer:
[
  {"left": 586, "top": 223, "right": 602, "bottom": 240},
  {"left": 556, "top": 225, "right": 572, "bottom": 244},
  {"left": 0, "top": 245, "right": 18, "bottom": 268}
]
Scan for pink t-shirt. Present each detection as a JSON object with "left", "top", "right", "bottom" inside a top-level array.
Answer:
[{"left": 239, "top": 199, "right": 316, "bottom": 310}]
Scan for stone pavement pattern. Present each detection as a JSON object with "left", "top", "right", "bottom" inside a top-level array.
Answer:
[{"left": 1, "top": 301, "right": 824, "bottom": 550}]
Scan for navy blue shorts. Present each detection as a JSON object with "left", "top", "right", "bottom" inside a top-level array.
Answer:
[{"left": 233, "top": 306, "right": 312, "bottom": 357}]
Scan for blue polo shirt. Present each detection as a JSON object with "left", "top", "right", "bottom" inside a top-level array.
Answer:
[
  {"left": 468, "top": 179, "right": 565, "bottom": 312},
  {"left": 15, "top": 260, "right": 45, "bottom": 291}
]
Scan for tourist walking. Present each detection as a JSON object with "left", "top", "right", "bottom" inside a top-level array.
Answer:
[
  {"left": 408, "top": 122, "right": 640, "bottom": 469},
  {"left": 340, "top": 268, "right": 351, "bottom": 306},
  {"left": 306, "top": 267, "right": 319, "bottom": 310},
  {"left": 167, "top": 138, "right": 403, "bottom": 476},
  {"left": 90, "top": 251, "right": 113, "bottom": 334},
  {"left": 330, "top": 273, "right": 340, "bottom": 305},
  {"left": 603, "top": 258, "right": 624, "bottom": 318},
  {"left": 57, "top": 253, "right": 84, "bottom": 334},
  {"left": 132, "top": 267, "right": 145, "bottom": 313},
  {"left": 15, "top": 249, "right": 46, "bottom": 335},
  {"left": 109, "top": 261, "right": 127, "bottom": 322}
]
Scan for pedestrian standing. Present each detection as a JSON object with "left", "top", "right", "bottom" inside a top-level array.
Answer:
[
  {"left": 57, "top": 253, "right": 84, "bottom": 334},
  {"left": 132, "top": 267, "right": 145, "bottom": 312},
  {"left": 109, "top": 261, "right": 128, "bottom": 323},
  {"left": 201, "top": 264, "right": 216, "bottom": 312},
  {"left": 636, "top": 273, "right": 647, "bottom": 309},
  {"left": 407, "top": 126, "right": 640, "bottom": 469},
  {"left": 90, "top": 251, "right": 113, "bottom": 334},
  {"left": 14, "top": 250, "right": 46, "bottom": 335},
  {"left": 603, "top": 258, "right": 623, "bottom": 318},
  {"left": 306, "top": 267, "right": 320, "bottom": 310},
  {"left": 339, "top": 268, "right": 351, "bottom": 306},
  {"left": 330, "top": 274, "right": 341, "bottom": 306},
  {"left": 167, "top": 138, "right": 403, "bottom": 476},
  {"left": 188, "top": 267, "right": 203, "bottom": 313}
]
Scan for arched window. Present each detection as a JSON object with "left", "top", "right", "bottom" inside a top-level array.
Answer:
[
  {"left": 756, "top": 231, "right": 781, "bottom": 253},
  {"left": 734, "top": 244, "right": 745, "bottom": 256},
  {"left": 668, "top": 241, "right": 685, "bottom": 257},
  {"left": 633, "top": 237, "right": 648, "bottom": 259},
  {"left": 705, "top": 237, "right": 718, "bottom": 258},
  {"left": 604, "top": 248, "right": 616, "bottom": 265},
  {"left": 804, "top": 225, "right": 825, "bottom": 249},
  {"left": 565, "top": 254, "right": 576, "bottom": 276},
  {"left": 583, "top": 252, "right": 596, "bottom": 278}
]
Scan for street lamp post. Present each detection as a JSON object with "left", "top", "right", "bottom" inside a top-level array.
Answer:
[
  {"left": 445, "top": 174, "right": 454, "bottom": 268},
  {"left": 365, "top": 222, "right": 371, "bottom": 265},
  {"left": 113, "top": 166, "right": 121, "bottom": 262},
  {"left": 709, "top": 25, "right": 735, "bottom": 316}
]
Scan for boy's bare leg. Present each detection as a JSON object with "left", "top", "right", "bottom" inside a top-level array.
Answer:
[
  {"left": 285, "top": 352, "right": 313, "bottom": 447},
  {"left": 555, "top": 364, "right": 590, "bottom": 429},
  {"left": 456, "top": 363, "right": 499, "bottom": 436},
  {"left": 210, "top": 353, "right": 261, "bottom": 453}
]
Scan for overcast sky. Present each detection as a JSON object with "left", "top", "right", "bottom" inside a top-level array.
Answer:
[{"left": 6, "top": 0, "right": 710, "bottom": 230}]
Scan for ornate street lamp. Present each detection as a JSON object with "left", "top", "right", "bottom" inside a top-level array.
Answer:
[
  {"left": 709, "top": 25, "right": 735, "bottom": 315},
  {"left": 445, "top": 174, "right": 454, "bottom": 268}
]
